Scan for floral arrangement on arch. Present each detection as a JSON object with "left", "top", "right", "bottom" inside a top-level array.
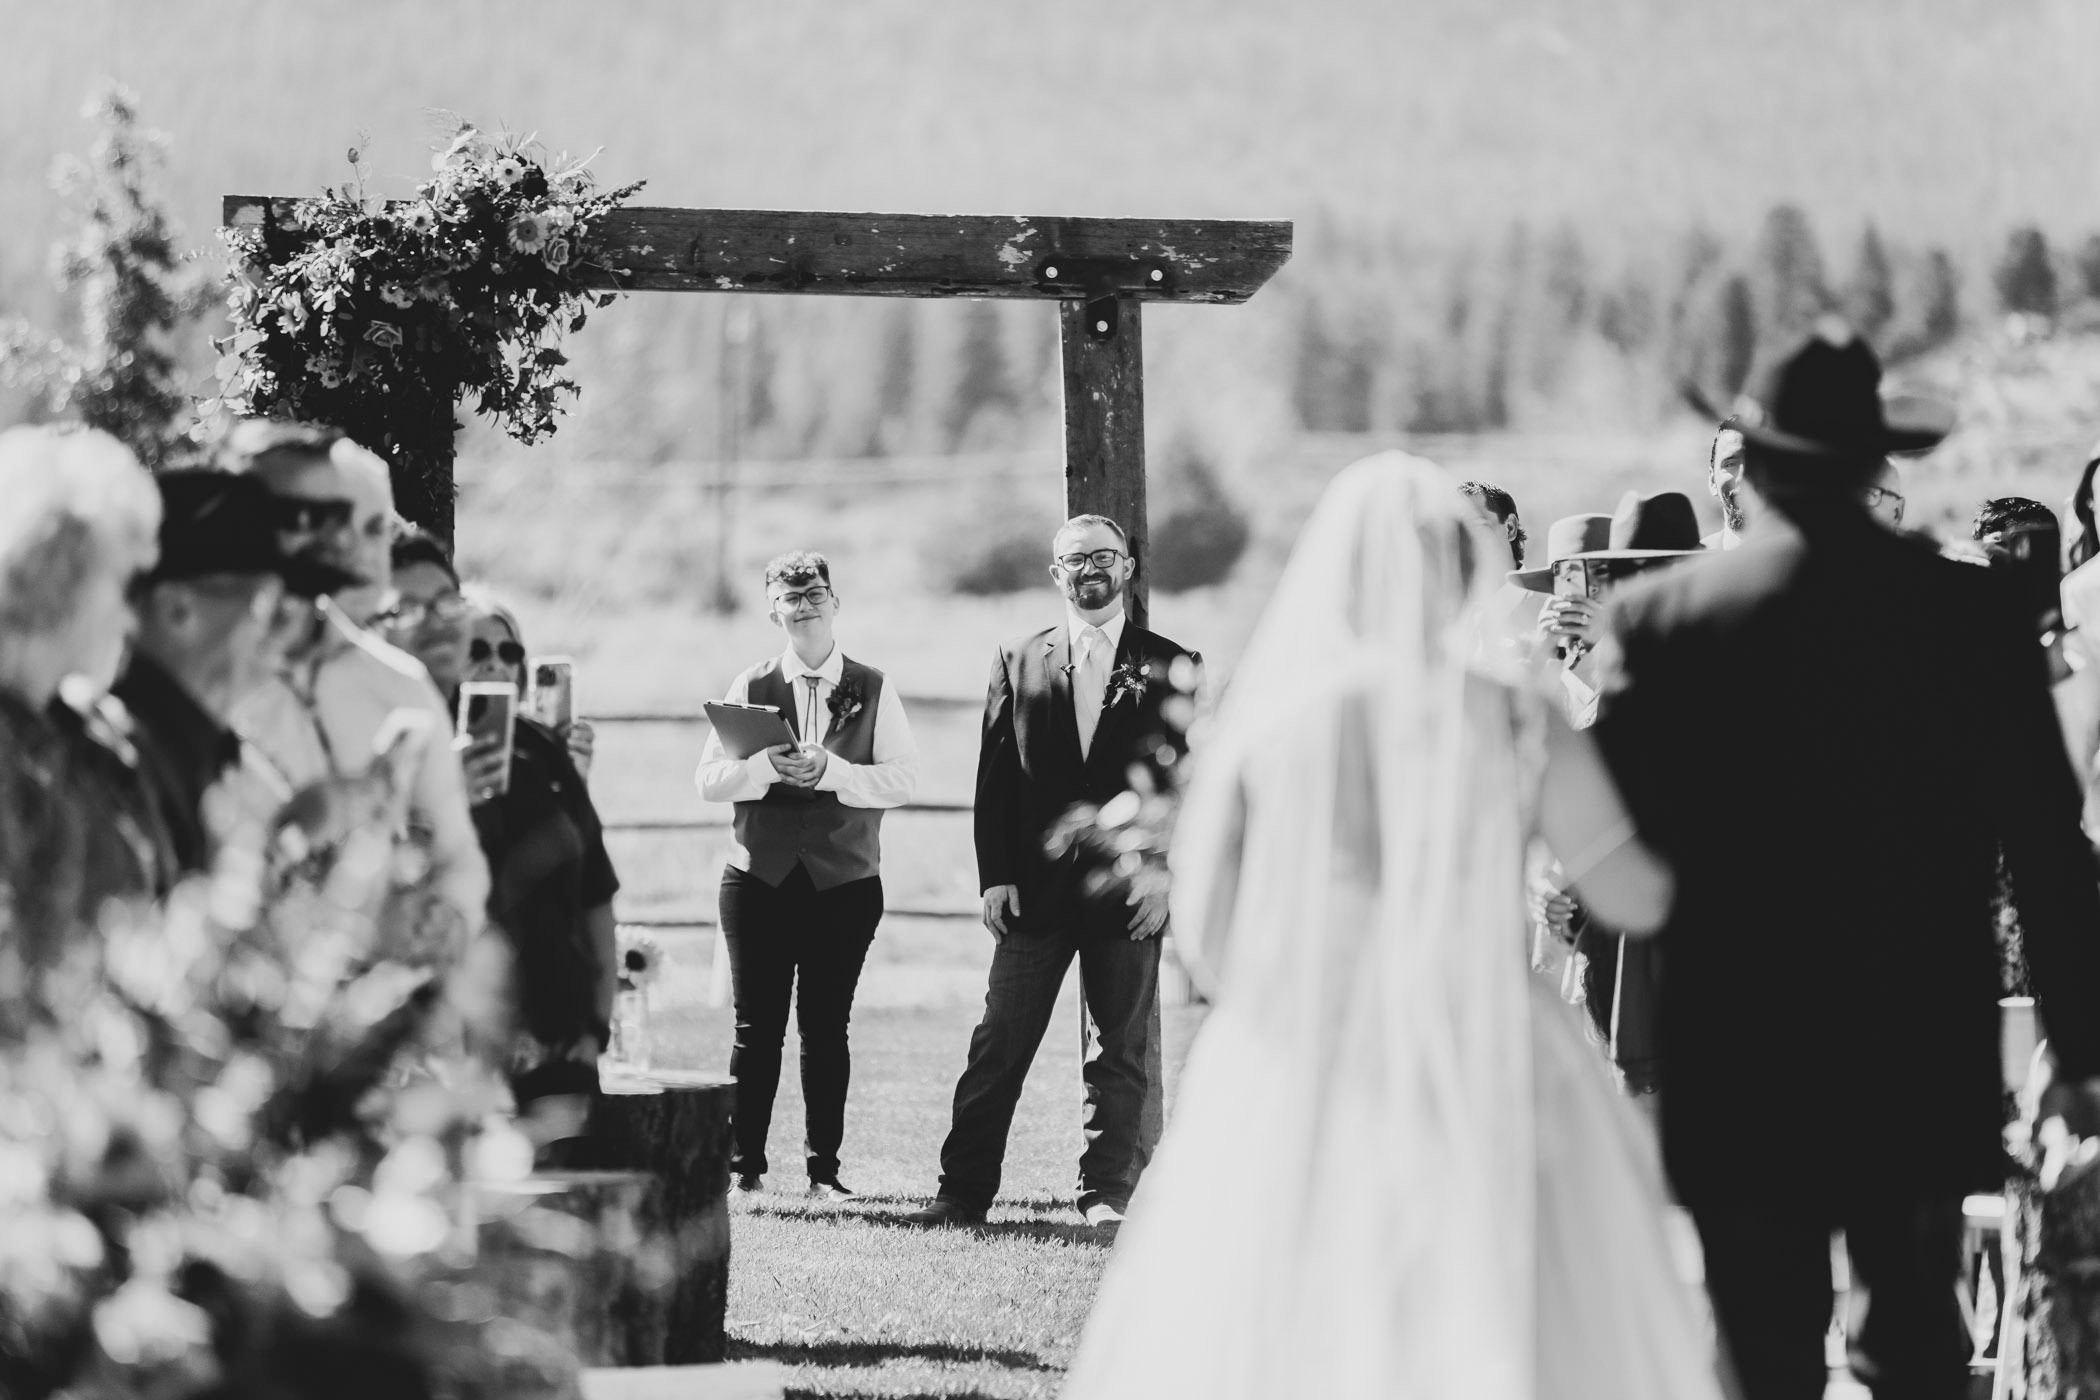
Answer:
[{"left": 211, "top": 120, "right": 643, "bottom": 512}]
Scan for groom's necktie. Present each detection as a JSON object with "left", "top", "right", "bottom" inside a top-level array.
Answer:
[{"left": 1074, "top": 626, "right": 1109, "bottom": 759}]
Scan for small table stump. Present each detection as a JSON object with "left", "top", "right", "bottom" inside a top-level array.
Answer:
[
  {"left": 583, "top": 1068, "right": 737, "bottom": 1365},
  {"left": 474, "top": 1170, "right": 671, "bottom": 1367}
]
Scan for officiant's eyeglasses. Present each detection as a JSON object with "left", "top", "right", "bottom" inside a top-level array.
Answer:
[
  {"left": 773, "top": 586, "right": 833, "bottom": 609},
  {"left": 469, "top": 638, "right": 526, "bottom": 665},
  {"left": 1055, "top": 549, "right": 1127, "bottom": 572},
  {"left": 1863, "top": 484, "right": 1906, "bottom": 524}
]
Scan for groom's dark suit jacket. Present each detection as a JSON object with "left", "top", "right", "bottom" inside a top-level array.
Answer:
[
  {"left": 1592, "top": 498, "right": 2100, "bottom": 1207},
  {"left": 975, "top": 619, "right": 1196, "bottom": 941}
]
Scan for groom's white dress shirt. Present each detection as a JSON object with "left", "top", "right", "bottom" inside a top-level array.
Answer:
[
  {"left": 1069, "top": 607, "right": 1127, "bottom": 760},
  {"left": 696, "top": 643, "right": 919, "bottom": 808}
]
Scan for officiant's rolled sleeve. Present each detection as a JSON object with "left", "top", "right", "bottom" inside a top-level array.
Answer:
[
  {"left": 694, "top": 669, "right": 776, "bottom": 803},
  {"left": 812, "top": 682, "right": 918, "bottom": 809}
]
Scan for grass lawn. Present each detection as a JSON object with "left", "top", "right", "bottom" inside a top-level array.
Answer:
[{"left": 649, "top": 957, "right": 1205, "bottom": 1400}]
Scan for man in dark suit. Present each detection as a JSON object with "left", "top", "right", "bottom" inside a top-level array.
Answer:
[
  {"left": 908, "top": 513, "right": 1197, "bottom": 1230},
  {"left": 1591, "top": 324, "right": 2100, "bottom": 1400}
]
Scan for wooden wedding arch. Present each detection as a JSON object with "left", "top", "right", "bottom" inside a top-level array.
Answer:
[{"left": 221, "top": 199, "right": 1292, "bottom": 626}]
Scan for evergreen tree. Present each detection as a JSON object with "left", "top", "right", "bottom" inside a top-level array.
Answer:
[
  {"left": 1703, "top": 273, "right": 1758, "bottom": 397},
  {"left": 1993, "top": 226, "right": 2058, "bottom": 318},
  {"left": 1598, "top": 269, "right": 1658, "bottom": 357},
  {"left": 1842, "top": 224, "right": 1897, "bottom": 342},
  {"left": 1288, "top": 296, "right": 1338, "bottom": 430},
  {"left": 1751, "top": 203, "right": 1830, "bottom": 341},
  {"left": 1920, "top": 248, "right": 1962, "bottom": 346},
  {"left": 872, "top": 302, "right": 916, "bottom": 449},
  {"left": 0, "top": 84, "right": 210, "bottom": 467},
  {"left": 944, "top": 300, "right": 1018, "bottom": 448},
  {"left": 2076, "top": 234, "right": 2100, "bottom": 303}
]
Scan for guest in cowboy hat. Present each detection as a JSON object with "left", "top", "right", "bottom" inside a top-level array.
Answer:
[
  {"left": 1586, "top": 319, "right": 2100, "bottom": 1400},
  {"left": 1525, "top": 491, "right": 1704, "bottom": 1085}
]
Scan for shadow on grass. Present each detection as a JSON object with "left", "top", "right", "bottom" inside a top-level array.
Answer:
[
  {"left": 741, "top": 1196, "right": 1111, "bottom": 1246},
  {"left": 732, "top": 1338, "right": 1056, "bottom": 1372}
]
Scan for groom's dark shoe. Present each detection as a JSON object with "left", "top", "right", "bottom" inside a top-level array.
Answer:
[{"left": 902, "top": 1197, "right": 987, "bottom": 1228}]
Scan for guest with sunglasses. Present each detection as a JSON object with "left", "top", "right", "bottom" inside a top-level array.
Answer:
[
  {"left": 696, "top": 550, "right": 919, "bottom": 1200},
  {"left": 384, "top": 530, "right": 620, "bottom": 1124},
  {"left": 460, "top": 586, "right": 595, "bottom": 782}
]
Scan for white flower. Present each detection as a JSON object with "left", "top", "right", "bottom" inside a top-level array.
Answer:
[
  {"left": 364, "top": 321, "right": 404, "bottom": 349},
  {"left": 492, "top": 157, "right": 525, "bottom": 189},
  {"left": 318, "top": 366, "right": 344, "bottom": 389},
  {"left": 544, "top": 205, "right": 575, "bottom": 230},
  {"left": 543, "top": 238, "right": 572, "bottom": 271},
  {"left": 304, "top": 353, "right": 330, "bottom": 375},
  {"left": 617, "top": 928, "right": 663, "bottom": 990},
  {"left": 379, "top": 283, "right": 413, "bottom": 308},
  {"left": 507, "top": 212, "right": 550, "bottom": 253},
  {"left": 402, "top": 205, "right": 436, "bottom": 234}
]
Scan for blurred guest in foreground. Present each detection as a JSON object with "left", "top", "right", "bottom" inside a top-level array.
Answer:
[
  {"left": 116, "top": 471, "right": 357, "bottom": 877},
  {"left": 462, "top": 584, "right": 595, "bottom": 781},
  {"left": 226, "top": 421, "right": 488, "bottom": 939},
  {"left": 697, "top": 551, "right": 918, "bottom": 1199},
  {"left": 384, "top": 530, "right": 620, "bottom": 1110},
  {"left": 0, "top": 425, "right": 160, "bottom": 953},
  {"left": 1590, "top": 324, "right": 2100, "bottom": 1400}
]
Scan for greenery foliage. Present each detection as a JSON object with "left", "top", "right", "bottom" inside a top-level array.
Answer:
[
  {"left": 1147, "top": 439, "right": 1251, "bottom": 593},
  {"left": 0, "top": 84, "right": 212, "bottom": 469},
  {"left": 0, "top": 733, "right": 576, "bottom": 1398},
  {"left": 1995, "top": 226, "right": 2059, "bottom": 319},
  {"left": 213, "top": 121, "right": 642, "bottom": 529}
]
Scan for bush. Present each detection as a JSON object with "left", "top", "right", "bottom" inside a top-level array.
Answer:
[
  {"left": 926, "top": 496, "right": 1058, "bottom": 596},
  {"left": 1148, "top": 439, "right": 1251, "bottom": 593}
]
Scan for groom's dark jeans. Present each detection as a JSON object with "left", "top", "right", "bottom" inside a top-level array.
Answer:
[
  {"left": 720, "top": 865, "right": 882, "bottom": 1182},
  {"left": 937, "top": 928, "right": 1161, "bottom": 1210},
  {"left": 1692, "top": 1193, "right": 1971, "bottom": 1400}
]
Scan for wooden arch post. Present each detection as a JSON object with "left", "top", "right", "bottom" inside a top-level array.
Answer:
[{"left": 222, "top": 199, "right": 1293, "bottom": 615}]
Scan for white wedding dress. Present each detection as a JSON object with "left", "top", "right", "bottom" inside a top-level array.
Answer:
[{"left": 1062, "top": 453, "right": 1724, "bottom": 1400}]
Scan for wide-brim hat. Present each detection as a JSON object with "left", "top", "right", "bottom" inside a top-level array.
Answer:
[
  {"left": 1686, "top": 320, "right": 1954, "bottom": 461},
  {"left": 1572, "top": 489, "right": 1704, "bottom": 561},
  {"left": 150, "top": 470, "right": 362, "bottom": 599},
  {"left": 1511, "top": 513, "right": 1612, "bottom": 592}
]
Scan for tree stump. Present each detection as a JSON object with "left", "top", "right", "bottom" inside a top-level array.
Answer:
[
  {"left": 583, "top": 1069, "right": 736, "bottom": 1364},
  {"left": 472, "top": 1170, "right": 676, "bottom": 1367}
]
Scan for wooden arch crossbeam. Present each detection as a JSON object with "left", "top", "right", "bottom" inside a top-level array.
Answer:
[{"left": 222, "top": 200, "right": 1293, "bottom": 626}]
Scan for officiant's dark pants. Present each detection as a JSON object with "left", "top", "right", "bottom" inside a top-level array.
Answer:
[
  {"left": 720, "top": 865, "right": 882, "bottom": 1182},
  {"left": 1692, "top": 1195, "right": 1970, "bottom": 1400},
  {"left": 937, "top": 931, "right": 1160, "bottom": 1210}
]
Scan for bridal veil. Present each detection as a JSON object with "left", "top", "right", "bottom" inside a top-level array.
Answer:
[{"left": 1062, "top": 452, "right": 1722, "bottom": 1400}]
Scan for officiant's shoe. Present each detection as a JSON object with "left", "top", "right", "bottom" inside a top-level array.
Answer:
[
  {"left": 807, "top": 1178, "right": 856, "bottom": 1202},
  {"left": 902, "top": 1197, "right": 986, "bottom": 1228}
]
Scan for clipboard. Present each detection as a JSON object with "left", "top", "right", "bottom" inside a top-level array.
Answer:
[{"left": 705, "top": 701, "right": 798, "bottom": 759}]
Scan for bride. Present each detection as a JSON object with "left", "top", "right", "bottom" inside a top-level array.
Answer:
[{"left": 1062, "top": 453, "right": 1726, "bottom": 1400}]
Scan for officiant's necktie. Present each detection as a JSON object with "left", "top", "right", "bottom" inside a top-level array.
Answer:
[
  {"left": 802, "top": 674, "right": 822, "bottom": 743},
  {"left": 1074, "top": 626, "right": 1109, "bottom": 758}
]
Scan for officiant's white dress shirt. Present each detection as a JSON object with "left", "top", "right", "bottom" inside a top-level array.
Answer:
[
  {"left": 695, "top": 644, "right": 918, "bottom": 808},
  {"left": 1068, "top": 607, "right": 1128, "bottom": 759}
]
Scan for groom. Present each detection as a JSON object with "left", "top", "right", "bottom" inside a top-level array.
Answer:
[{"left": 908, "top": 514, "right": 1197, "bottom": 1230}]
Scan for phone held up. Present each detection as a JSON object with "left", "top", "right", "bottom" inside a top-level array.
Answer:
[
  {"left": 1550, "top": 559, "right": 1598, "bottom": 661},
  {"left": 528, "top": 655, "right": 574, "bottom": 731},
  {"left": 458, "top": 681, "right": 517, "bottom": 798}
]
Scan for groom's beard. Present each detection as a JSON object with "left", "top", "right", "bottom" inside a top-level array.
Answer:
[
  {"left": 1719, "top": 484, "right": 1747, "bottom": 535},
  {"left": 1068, "top": 573, "right": 1123, "bottom": 610}
]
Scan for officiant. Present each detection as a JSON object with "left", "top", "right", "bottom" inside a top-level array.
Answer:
[{"left": 694, "top": 551, "right": 919, "bottom": 1200}]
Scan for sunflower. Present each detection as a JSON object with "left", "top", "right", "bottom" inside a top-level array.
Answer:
[
  {"left": 491, "top": 157, "right": 525, "bottom": 190},
  {"left": 507, "top": 212, "right": 550, "bottom": 254}
]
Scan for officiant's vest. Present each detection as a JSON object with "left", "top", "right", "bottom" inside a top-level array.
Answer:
[{"left": 731, "top": 658, "right": 887, "bottom": 891}]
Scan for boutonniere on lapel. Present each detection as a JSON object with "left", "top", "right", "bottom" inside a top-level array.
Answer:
[
  {"left": 826, "top": 675, "right": 867, "bottom": 732},
  {"left": 1104, "top": 660, "right": 1150, "bottom": 708}
]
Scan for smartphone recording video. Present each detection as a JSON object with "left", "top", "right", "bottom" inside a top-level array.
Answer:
[{"left": 458, "top": 681, "right": 517, "bottom": 797}]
